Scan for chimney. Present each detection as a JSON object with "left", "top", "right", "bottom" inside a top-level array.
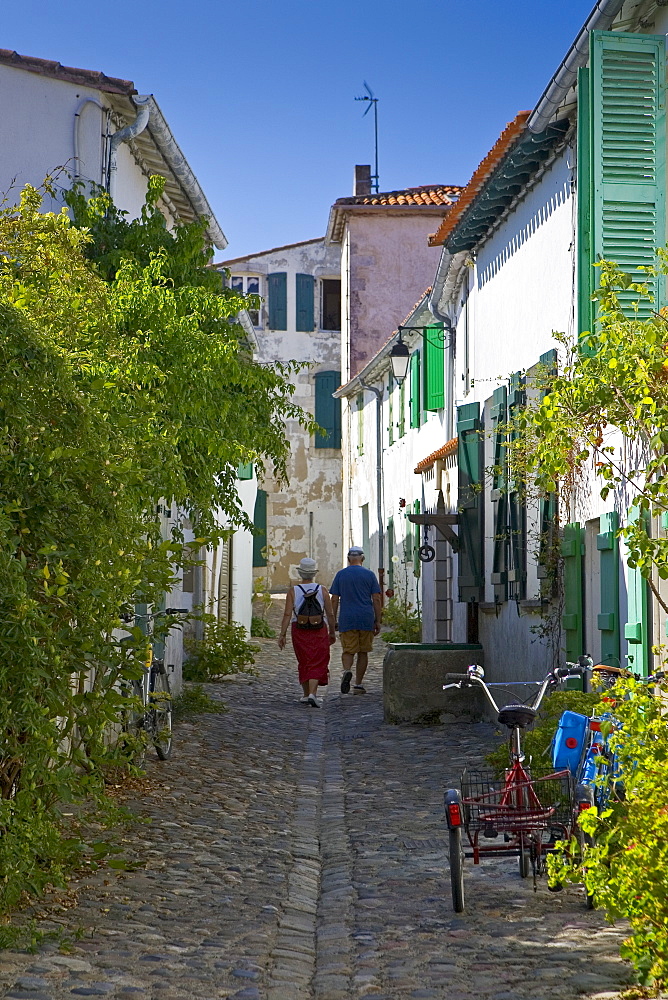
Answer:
[{"left": 354, "top": 165, "right": 372, "bottom": 197}]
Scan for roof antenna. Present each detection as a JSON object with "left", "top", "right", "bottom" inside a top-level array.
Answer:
[{"left": 355, "top": 82, "right": 379, "bottom": 193}]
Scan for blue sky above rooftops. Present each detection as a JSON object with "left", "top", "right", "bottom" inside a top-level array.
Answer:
[{"left": 3, "top": 0, "right": 592, "bottom": 260}]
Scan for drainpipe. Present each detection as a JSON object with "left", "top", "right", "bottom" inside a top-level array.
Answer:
[
  {"left": 528, "top": 0, "right": 625, "bottom": 133},
  {"left": 107, "top": 94, "right": 151, "bottom": 198},
  {"left": 73, "top": 97, "right": 106, "bottom": 183},
  {"left": 359, "top": 379, "right": 385, "bottom": 601}
]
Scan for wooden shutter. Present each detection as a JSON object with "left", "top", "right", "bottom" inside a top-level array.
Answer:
[
  {"left": 537, "top": 350, "right": 558, "bottom": 593},
  {"left": 387, "top": 517, "right": 394, "bottom": 588},
  {"left": 252, "top": 489, "right": 267, "bottom": 567},
  {"left": 267, "top": 272, "right": 287, "bottom": 330},
  {"left": 217, "top": 538, "right": 231, "bottom": 623},
  {"left": 388, "top": 376, "right": 394, "bottom": 446},
  {"left": 561, "top": 522, "right": 584, "bottom": 663},
  {"left": 489, "top": 386, "right": 508, "bottom": 603},
  {"left": 507, "top": 373, "right": 526, "bottom": 600},
  {"left": 590, "top": 31, "right": 666, "bottom": 317},
  {"left": 296, "top": 273, "right": 315, "bottom": 331},
  {"left": 597, "top": 510, "right": 620, "bottom": 665},
  {"left": 237, "top": 462, "right": 253, "bottom": 480},
  {"left": 409, "top": 350, "right": 421, "bottom": 428},
  {"left": 624, "top": 506, "right": 650, "bottom": 675},
  {"left": 577, "top": 66, "right": 594, "bottom": 341},
  {"left": 314, "top": 370, "right": 341, "bottom": 448},
  {"left": 398, "top": 379, "right": 406, "bottom": 438},
  {"left": 457, "top": 403, "right": 484, "bottom": 602},
  {"left": 424, "top": 324, "right": 445, "bottom": 411}
]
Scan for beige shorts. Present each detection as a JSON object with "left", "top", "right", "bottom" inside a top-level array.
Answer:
[{"left": 339, "top": 630, "right": 374, "bottom": 654}]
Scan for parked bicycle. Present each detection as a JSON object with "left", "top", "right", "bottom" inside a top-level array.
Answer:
[
  {"left": 120, "top": 607, "right": 188, "bottom": 762},
  {"left": 442, "top": 662, "right": 588, "bottom": 913}
]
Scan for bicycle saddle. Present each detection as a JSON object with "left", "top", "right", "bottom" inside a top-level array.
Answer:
[{"left": 497, "top": 704, "right": 537, "bottom": 729}]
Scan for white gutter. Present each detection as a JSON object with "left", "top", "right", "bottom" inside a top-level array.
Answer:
[
  {"left": 108, "top": 95, "right": 151, "bottom": 198},
  {"left": 528, "top": 0, "right": 625, "bottom": 133},
  {"left": 144, "top": 95, "right": 227, "bottom": 249}
]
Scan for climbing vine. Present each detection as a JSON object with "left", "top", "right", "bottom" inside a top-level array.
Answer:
[{"left": 0, "top": 179, "right": 311, "bottom": 912}]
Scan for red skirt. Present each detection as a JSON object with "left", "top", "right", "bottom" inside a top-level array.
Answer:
[{"left": 291, "top": 623, "right": 330, "bottom": 686}]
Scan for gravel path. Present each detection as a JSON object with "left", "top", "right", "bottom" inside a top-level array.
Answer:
[{"left": 0, "top": 607, "right": 633, "bottom": 1000}]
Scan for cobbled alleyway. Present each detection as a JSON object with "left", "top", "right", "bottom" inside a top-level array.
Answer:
[{"left": 0, "top": 605, "right": 633, "bottom": 1000}]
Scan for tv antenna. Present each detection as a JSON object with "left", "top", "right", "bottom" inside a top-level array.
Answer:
[{"left": 355, "top": 82, "right": 379, "bottom": 193}]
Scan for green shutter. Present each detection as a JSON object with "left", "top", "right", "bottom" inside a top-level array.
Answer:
[
  {"left": 388, "top": 377, "right": 394, "bottom": 446},
  {"left": 314, "top": 371, "right": 341, "bottom": 448},
  {"left": 457, "top": 402, "right": 484, "bottom": 602},
  {"left": 296, "top": 273, "right": 315, "bottom": 331},
  {"left": 597, "top": 510, "right": 620, "bottom": 666},
  {"left": 387, "top": 517, "right": 394, "bottom": 588},
  {"left": 507, "top": 372, "right": 527, "bottom": 600},
  {"left": 398, "top": 379, "right": 406, "bottom": 438},
  {"left": 424, "top": 324, "right": 445, "bottom": 411},
  {"left": 267, "top": 272, "right": 287, "bottom": 330},
  {"left": 409, "top": 350, "right": 421, "bottom": 428},
  {"left": 237, "top": 462, "right": 253, "bottom": 480},
  {"left": 252, "top": 489, "right": 267, "bottom": 567},
  {"left": 413, "top": 500, "right": 421, "bottom": 578},
  {"left": 537, "top": 350, "right": 558, "bottom": 593},
  {"left": 625, "top": 506, "right": 650, "bottom": 675},
  {"left": 356, "top": 392, "right": 364, "bottom": 455},
  {"left": 590, "top": 31, "right": 666, "bottom": 318},
  {"left": 561, "top": 522, "right": 584, "bottom": 663},
  {"left": 577, "top": 67, "right": 594, "bottom": 341},
  {"left": 489, "top": 386, "right": 508, "bottom": 603}
]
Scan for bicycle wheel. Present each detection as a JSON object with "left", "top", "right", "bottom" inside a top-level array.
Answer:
[
  {"left": 149, "top": 662, "right": 172, "bottom": 760},
  {"left": 449, "top": 826, "right": 465, "bottom": 913},
  {"left": 120, "top": 679, "right": 147, "bottom": 766},
  {"left": 518, "top": 833, "right": 530, "bottom": 878}
]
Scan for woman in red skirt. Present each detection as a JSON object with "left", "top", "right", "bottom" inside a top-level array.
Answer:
[{"left": 277, "top": 558, "right": 336, "bottom": 707}]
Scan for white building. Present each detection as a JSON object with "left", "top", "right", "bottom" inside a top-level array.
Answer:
[{"left": 217, "top": 238, "right": 343, "bottom": 591}]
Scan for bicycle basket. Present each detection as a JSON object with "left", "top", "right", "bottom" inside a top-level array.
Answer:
[{"left": 460, "top": 767, "right": 574, "bottom": 835}]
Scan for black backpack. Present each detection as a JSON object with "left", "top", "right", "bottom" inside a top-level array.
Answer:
[{"left": 295, "top": 585, "right": 325, "bottom": 629}]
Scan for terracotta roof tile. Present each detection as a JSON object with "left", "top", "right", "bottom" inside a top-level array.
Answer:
[
  {"left": 336, "top": 184, "right": 461, "bottom": 208},
  {"left": 414, "top": 438, "right": 458, "bottom": 474},
  {"left": 0, "top": 48, "right": 136, "bottom": 96},
  {"left": 428, "top": 113, "right": 531, "bottom": 247}
]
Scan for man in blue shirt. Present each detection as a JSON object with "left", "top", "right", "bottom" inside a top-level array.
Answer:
[{"left": 330, "top": 546, "right": 382, "bottom": 695}]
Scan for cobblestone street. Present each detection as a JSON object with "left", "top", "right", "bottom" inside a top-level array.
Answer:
[{"left": 0, "top": 611, "right": 633, "bottom": 1000}]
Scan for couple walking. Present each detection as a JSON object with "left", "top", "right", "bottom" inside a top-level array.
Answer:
[{"left": 277, "top": 546, "right": 382, "bottom": 707}]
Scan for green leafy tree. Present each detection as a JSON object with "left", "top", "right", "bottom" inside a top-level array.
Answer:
[{"left": 0, "top": 179, "right": 312, "bottom": 911}]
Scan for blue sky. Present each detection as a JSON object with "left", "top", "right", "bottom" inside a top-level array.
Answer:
[{"left": 3, "top": 1, "right": 591, "bottom": 260}]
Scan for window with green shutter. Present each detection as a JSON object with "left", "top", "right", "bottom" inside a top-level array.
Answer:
[
  {"left": 252, "top": 489, "right": 267, "bottom": 567},
  {"left": 424, "top": 324, "right": 445, "bottom": 411},
  {"left": 314, "top": 371, "right": 341, "bottom": 448},
  {"left": 507, "top": 372, "right": 527, "bottom": 601},
  {"left": 356, "top": 392, "right": 364, "bottom": 456},
  {"left": 237, "top": 462, "right": 253, "bottom": 480},
  {"left": 388, "top": 376, "right": 394, "bottom": 446},
  {"left": 489, "top": 386, "right": 508, "bottom": 604},
  {"left": 561, "top": 522, "right": 584, "bottom": 663},
  {"left": 585, "top": 31, "right": 666, "bottom": 324},
  {"left": 597, "top": 510, "right": 620, "bottom": 666},
  {"left": 457, "top": 402, "right": 484, "bottom": 602},
  {"left": 387, "top": 517, "right": 394, "bottom": 588},
  {"left": 398, "top": 379, "right": 406, "bottom": 438},
  {"left": 625, "top": 506, "right": 650, "bottom": 675},
  {"left": 296, "top": 273, "right": 315, "bottom": 331},
  {"left": 409, "top": 351, "right": 421, "bottom": 428},
  {"left": 267, "top": 272, "right": 287, "bottom": 330}
]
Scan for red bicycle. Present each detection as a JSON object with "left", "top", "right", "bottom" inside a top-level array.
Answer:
[{"left": 443, "top": 663, "right": 588, "bottom": 912}]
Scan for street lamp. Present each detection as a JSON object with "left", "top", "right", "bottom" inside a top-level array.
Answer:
[{"left": 389, "top": 333, "right": 410, "bottom": 385}]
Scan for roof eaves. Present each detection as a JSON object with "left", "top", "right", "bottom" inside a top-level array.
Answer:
[
  {"left": 218, "top": 237, "right": 324, "bottom": 266},
  {"left": 0, "top": 48, "right": 136, "bottom": 96},
  {"left": 414, "top": 437, "right": 458, "bottom": 474}
]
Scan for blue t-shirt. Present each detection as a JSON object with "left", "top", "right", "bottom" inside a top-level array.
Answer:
[{"left": 329, "top": 565, "right": 381, "bottom": 632}]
